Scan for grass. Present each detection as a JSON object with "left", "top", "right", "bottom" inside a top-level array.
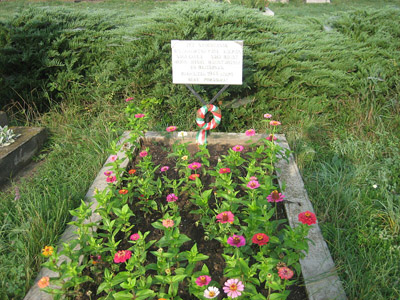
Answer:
[{"left": 0, "top": 0, "right": 399, "bottom": 299}]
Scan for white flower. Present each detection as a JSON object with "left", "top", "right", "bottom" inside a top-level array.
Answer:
[
  {"left": 178, "top": 131, "right": 187, "bottom": 138},
  {"left": 372, "top": 184, "right": 378, "bottom": 189},
  {"left": 204, "top": 286, "right": 220, "bottom": 299}
]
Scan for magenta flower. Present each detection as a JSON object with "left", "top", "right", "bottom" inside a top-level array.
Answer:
[
  {"left": 223, "top": 278, "right": 244, "bottom": 298},
  {"left": 106, "top": 176, "right": 116, "bottom": 183},
  {"left": 139, "top": 151, "right": 148, "bottom": 157},
  {"left": 267, "top": 190, "right": 285, "bottom": 203},
  {"left": 161, "top": 166, "right": 169, "bottom": 172},
  {"left": 227, "top": 235, "right": 246, "bottom": 247},
  {"left": 135, "top": 113, "right": 145, "bottom": 118},
  {"left": 264, "top": 113, "right": 272, "bottom": 119},
  {"left": 166, "top": 193, "right": 178, "bottom": 202},
  {"left": 247, "top": 180, "right": 260, "bottom": 189},
  {"left": 130, "top": 233, "right": 140, "bottom": 241},
  {"left": 104, "top": 171, "right": 112, "bottom": 176},
  {"left": 270, "top": 120, "right": 281, "bottom": 126},
  {"left": 216, "top": 211, "right": 234, "bottom": 224},
  {"left": 266, "top": 134, "right": 277, "bottom": 141},
  {"left": 114, "top": 250, "right": 132, "bottom": 263},
  {"left": 195, "top": 275, "right": 211, "bottom": 287},
  {"left": 219, "top": 167, "right": 231, "bottom": 174},
  {"left": 109, "top": 155, "right": 118, "bottom": 162},
  {"left": 232, "top": 145, "right": 244, "bottom": 152},
  {"left": 278, "top": 267, "right": 294, "bottom": 280},
  {"left": 245, "top": 129, "right": 256, "bottom": 136},
  {"left": 162, "top": 219, "right": 174, "bottom": 228},
  {"left": 125, "top": 97, "right": 134, "bottom": 102},
  {"left": 166, "top": 126, "right": 177, "bottom": 132},
  {"left": 188, "top": 162, "right": 202, "bottom": 170}
]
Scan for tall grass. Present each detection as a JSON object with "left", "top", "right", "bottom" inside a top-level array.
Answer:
[{"left": 0, "top": 0, "right": 399, "bottom": 299}]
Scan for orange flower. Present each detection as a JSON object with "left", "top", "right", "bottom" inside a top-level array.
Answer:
[
  {"left": 158, "top": 298, "right": 168, "bottom": 300},
  {"left": 189, "top": 174, "right": 200, "bottom": 180},
  {"left": 128, "top": 169, "right": 136, "bottom": 175},
  {"left": 119, "top": 189, "right": 128, "bottom": 195},
  {"left": 41, "top": 246, "right": 54, "bottom": 257},
  {"left": 37, "top": 276, "right": 50, "bottom": 288}
]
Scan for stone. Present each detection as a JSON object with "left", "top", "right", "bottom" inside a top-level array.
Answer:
[
  {"left": 0, "top": 111, "right": 8, "bottom": 127},
  {"left": 269, "top": 0, "right": 289, "bottom": 3},
  {"left": 305, "top": 0, "right": 330, "bottom": 3},
  {"left": 263, "top": 7, "right": 275, "bottom": 16}
]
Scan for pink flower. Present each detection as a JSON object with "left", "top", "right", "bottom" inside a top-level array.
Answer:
[
  {"left": 270, "top": 120, "right": 281, "bottom": 126},
  {"left": 247, "top": 180, "right": 260, "bottom": 189},
  {"left": 104, "top": 171, "right": 112, "bottom": 176},
  {"left": 195, "top": 275, "right": 211, "bottom": 287},
  {"left": 37, "top": 276, "right": 50, "bottom": 289},
  {"left": 223, "top": 279, "right": 244, "bottom": 298},
  {"left": 139, "top": 151, "right": 148, "bottom": 157},
  {"left": 166, "top": 193, "right": 178, "bottom": 202},
  {"left": 249, "top": 176, "right": 257, "bottom": 181},
  {"left": 106, "top": 176, "right": 116, "bottom": 183},
  {"left": 252, "top": 233, "right": 269, "bottom": 246},
  {"left": 278, "top": 267, "right": 294, "bottom": 280},
  {"left": 109, "top": 155, "right": 118, "bottom": 162},
  {"left": 245, "top": 129, "right": 256, "bottom": 136},
  {"left": 162, "top": 219, "right": 174, "bottom": 228},
  {"left": 216, "top": 211, "right": 234, "bottom": 224},
  {"left": 298, "top": 211, "right": 317, "bottom": 225},
  {"left": 161, "top": 166, "right": 169, "bottom": 172},
  {"left": 188, "top": 162, "right": 202, "bottom": 170},
  {"left": 130, "top": 233, "right": 140, "bottom": 241},
  {"left": 227, "top": 235, "right": 246, "bottom": 247},
  {"left": 232, "top": 145, "right": 244, "bottom": 152},
  {"left": 219, "top": 168, "right": 231, "bottom": 174},
  {"left": 266, "top": 134, "right": 277, "bottom": 141},
  {"left": 114, "top": 250, "right": 132, "bottom": 263},
  {"left": 135, "top": 113, "right": 145, "bottom": 118},
  {"left": 204, "top": 286, "right": 220, "bottom": 299},
  {"left": 166, "top": 126, "right": 177, "bottom": 132},
  {"left": 125, "top": 97, "right": 134, "bottom": 102},
  {"left": 189, "top": 174, "right": 200, "bottom": 180},
  {"left": 267, "top": 190, "right": 285, "bottom": 202},
  {"left": 264, "top": 113, "right": 272, "bottom": 119}
]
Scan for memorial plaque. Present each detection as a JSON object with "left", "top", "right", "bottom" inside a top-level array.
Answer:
[{"left": 172, "top": 40, "right": 243, "bottom": 85}]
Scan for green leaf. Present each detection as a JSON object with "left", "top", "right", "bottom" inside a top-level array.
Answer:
[
  {"left": 135, "top": 289, "right": 156, "bottom": 300},
  {"left": 113, "top": 291, "right": 134, "bottom": 300}
]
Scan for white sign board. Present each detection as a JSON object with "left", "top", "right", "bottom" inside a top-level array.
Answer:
[{"left": 171, "top": 40, "right": 243, "bottom": 85}]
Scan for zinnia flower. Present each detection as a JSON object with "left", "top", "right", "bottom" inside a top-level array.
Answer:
[
  {"left": 188, "top": 162, "right": 202, "bottom": 170},
  {"left": 223, "top": 278, "right": 244, "bottom": 298},
  {"left": 227, "top": 235, "right": 246, "bottom": 247},
  {"left": 249, "top": 176, "right": 258, "bottom": 181},
  {"left": 114, "top": 250, "right": 132, "bottom": 263},
  {"left": 161, "top": 166, "right": 169, "bottom": 172},
  {"left": 245, "top": 129, "right": 256, "bottom": 136},
  {"left": 104, "top": 171, "right": 112, "bottom": 176},
  {"left": 106, "top": 176, "right": 116, "bottom": 183},
  {"left": 37, "top": 276, "right": 50, "bottom": 288},
  {"left": 135, "top": 113, "right": 145, "bottom": 118},
  {"left": 139, "top": 151, "right": 148, "bottom": 157},
  {"left": 216, "top": 211, "right": 234, "bottom": 224},
  {"left": 189, "top": 174, "right": 200, "bottom": 180},
  {"left": 247, "top": 180, "right": 260, "bottom": 189},
  {"left": 41, "top": 246, "right": 54, "bottom": 257},
  {"left": 298, "top": 211, "right": 317, "bottom": 225},
  {"left": 270, "top": 120, "right": 281, "bottom": 126},
  {"left": 219, "top": 167, "right": 231, "bottom": 174},
  {"left": 195, "top": 275, "right": 211, "bottom": 286},
  {"left": 204, "top": 286, "right": 220, "bottom": 299},
  {"left": 252, "top": 233, "right": 269, "bottom": 246},
  {"left": 125, "top": 97, "right": 134, "bottom": 102},
  {"left": 232, "top": 145, "right": 244, "bottom": 152},
  {"left": 166, "top": 126, "right": 177, "bottom": 132},
  {"left": 266, "top": 134, "right": 277, "bottom": 141},
  {"left": 181, "top": 155, "right": 188, "bottom": 160},
  {"left": 264, "top": 113, "right": 272, "bottom": 119},
  {"left": 166, "top": 193, "right": 178, "bottom": 202},
  {"left": 130, "top": 233, "right": 140, "bottom": 241},
  {"left": 278, "top": 267, "right": 294, "bottom": 280},
  {"left": 109, "top": 155, "right": 118, "bottom": 162},
  {"left": 267, "top": 190, "right": 285, "bottom": 203},
  {"left": 119, "top": 189, "right": 128, "bottom": 195},
  {"left": 128, "top": 169, "right": 136, "bottom": 175},
  {"left": 162, "top": 219, "right": 174, "bottom": 228}
]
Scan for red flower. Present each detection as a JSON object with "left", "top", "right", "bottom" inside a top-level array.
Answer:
[
  {"left": 298, "top": 211, "right": 317, "bottom": 225},
  {"left": 219, "top": 168, "right": 231, "bottom": 174},
  {"left": 128, "top": 169, "right": 136, "bottom": 175},
  {"left": 119, "top": 189, "right": 128, "bottom": 195},
  {"left": 278, "top": 267, "right": 294, "bottom": 280},
  {"left": 251, "top": 233, "right": 269, "bottom": 246},
  {"left": 189, "top": 174, "right": 200, "bottom": 180}
]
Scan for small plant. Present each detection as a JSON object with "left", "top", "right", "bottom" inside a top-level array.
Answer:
[{"left": 0, "top": 126, "right": 21, "bottom": 147}]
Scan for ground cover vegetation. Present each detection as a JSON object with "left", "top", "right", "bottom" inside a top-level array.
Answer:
[{"left": 0, "top": 0, "right": 399, "bottom": 299}]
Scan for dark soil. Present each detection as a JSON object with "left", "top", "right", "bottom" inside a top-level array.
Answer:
[{"left": 76, "top": 140, "right": 308, "bottom": 300}]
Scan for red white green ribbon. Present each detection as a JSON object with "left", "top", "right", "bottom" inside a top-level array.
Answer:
[{"left": 196, "top": 104, "right": 221, "bottom": 145}]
